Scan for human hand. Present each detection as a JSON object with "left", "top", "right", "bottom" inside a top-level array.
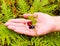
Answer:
[{"left": 4, "top": 12, "right": 55, "bottom": 36}]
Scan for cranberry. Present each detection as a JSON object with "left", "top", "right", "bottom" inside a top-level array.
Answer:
[{"left": 27, "top": 21, "right": 32, "bottom": 26}]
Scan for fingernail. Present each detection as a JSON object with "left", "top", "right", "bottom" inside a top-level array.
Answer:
[
  {"left": 4, "top": 22, "right": 8, "bottom": 26},
  {"left": 4, "top": 22, "right": 10, "bottom": 26}
]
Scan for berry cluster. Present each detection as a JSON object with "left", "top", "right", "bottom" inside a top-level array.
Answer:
[
  {"left": 27, "top": 21, "right": 35, "bottom": 29},
  {"left": 19, "top": 15, "right": 37, "bottom": 29}
]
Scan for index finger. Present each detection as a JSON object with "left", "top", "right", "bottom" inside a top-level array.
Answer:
[{"left": 8, "top": 19, "right": 31, "bottom": 23}]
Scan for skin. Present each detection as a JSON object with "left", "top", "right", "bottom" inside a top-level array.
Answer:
[{"left": 4, "top": 12, "right": 60, "bottom": 36}]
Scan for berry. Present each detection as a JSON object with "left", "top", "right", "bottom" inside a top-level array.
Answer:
[
  {"left": 27, "top": 21, "right": 32, "bottom": 26},
  {"left": 29, "top": 25, "right": 35, "bottom": 29}
]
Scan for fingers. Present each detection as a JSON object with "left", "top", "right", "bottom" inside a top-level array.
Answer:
[
  {"left": 23, "top": 13, "right": 39, "bottom": 22},
  {"left": 5, "top": 21, "right": 37, "bottom": 36},
  {"left": 14, "top": 29, "right": 37, "bottom": 36},
  {"left": 23, "top": 14, "right": 33, "bottom": 18},
  {"left": 8, "top": 25, "right": 27, "bottom": 30},
  {"left": 5, "top": 22, "right": 25, "bottom": 27},
  {"left": 5, "top": 22, "right": 27, "bottom": 30},
  {"left": 23, "top": 12, "right": 44, "bottom": 18},
  {"left": 23, "top": 12, "right": 48, "bottom": 22},
  {"left": 33, "top": 12, "right": 50, "bottom": 19},
  {"left": 23, "top": 13, "right": 38, "bottom": 18},
  {"left": 8, "top": 19, "right": 31, "bottom": 23}
]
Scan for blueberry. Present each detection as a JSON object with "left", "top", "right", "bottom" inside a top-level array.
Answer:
[{"left": 29, "top": 25, "right": 35, "bottom": 29}]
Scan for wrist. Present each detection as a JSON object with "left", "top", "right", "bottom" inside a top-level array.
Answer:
[{"left": 52, "top": 16, "right": 60, "bottom": 32}]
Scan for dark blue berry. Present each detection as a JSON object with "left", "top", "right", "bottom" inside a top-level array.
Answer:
[{"left": 29, "top": 25, "right": 35, "bottom": 29}]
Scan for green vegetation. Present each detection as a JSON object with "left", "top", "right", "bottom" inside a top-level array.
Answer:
[{"left": 0, "top": 0, "right": 60, "bottom": 46}]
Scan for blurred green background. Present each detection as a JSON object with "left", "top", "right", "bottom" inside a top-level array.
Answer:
[{"left": 0, "top": 0, "right": 60, "bottom": 46}]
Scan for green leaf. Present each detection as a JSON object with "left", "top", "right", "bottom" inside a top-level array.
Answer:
[
  {"left": 28, "top": 15, "right": 37, "bottom": 25},
  {"left": 17, "top": 0, "right": 29, "bottom": 13}
]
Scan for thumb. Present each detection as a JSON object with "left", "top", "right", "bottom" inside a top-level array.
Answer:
[
  {"left": 23, "top": 14, "right": 32, "bottom": 18},
  {"left": 23, "top": 14, "right": 37, "bottom": 18}
]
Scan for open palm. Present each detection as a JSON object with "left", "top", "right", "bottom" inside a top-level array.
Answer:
[{"left": 5, "top": 12, "right": 55, "bottom": 36}]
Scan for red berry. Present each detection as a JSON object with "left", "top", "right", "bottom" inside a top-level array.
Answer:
[{"left": 27, "top": 21, "right": 32, "bottom": 26}]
